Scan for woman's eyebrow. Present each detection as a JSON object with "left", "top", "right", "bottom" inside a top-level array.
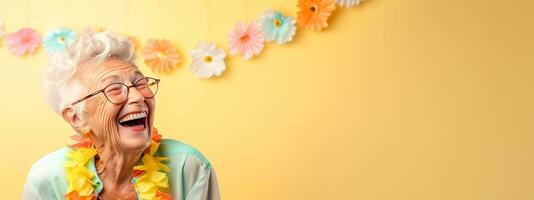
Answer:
[
  {"left": 134, "top": 71, "right": 143, "bottom": 76},
  {"left": 132, "top": 71, "right": 144, "bottom": 79}
]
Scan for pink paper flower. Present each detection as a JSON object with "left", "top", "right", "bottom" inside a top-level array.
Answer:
[
  {"left": 228, "top": 22, "right": 265, "bottom": 60},
  {"left": 6, "top": 28, "right": 41, "bottom": 56}
]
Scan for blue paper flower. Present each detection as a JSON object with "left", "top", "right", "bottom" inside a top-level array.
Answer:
[
  {"left": 43, "top": 28, "right": 76, "bottom": 54},
  {"left": 258, "top": 9, "right": 297, "bottom": 45}
]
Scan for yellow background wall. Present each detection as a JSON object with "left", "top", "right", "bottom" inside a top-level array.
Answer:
[{"left": 0, "top": 0, "right": 533, "bottom": 199}]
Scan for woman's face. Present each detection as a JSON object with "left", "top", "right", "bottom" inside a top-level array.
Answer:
[{"left": 76, "top": 58, "right": 155, "bottom": 152}]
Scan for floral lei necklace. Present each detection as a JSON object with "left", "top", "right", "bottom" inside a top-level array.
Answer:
[{"left": 64, "top": 127, "right": 172, "bottom": 200}]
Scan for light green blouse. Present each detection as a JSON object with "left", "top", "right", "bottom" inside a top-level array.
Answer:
[{"left": 23, "top": 139, "right": 220, "bottom": 200}]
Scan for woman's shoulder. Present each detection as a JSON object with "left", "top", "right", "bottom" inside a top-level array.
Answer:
[
  {"left": 29, "top": 147, "right": 70, "bottom": 171},
  {"left": 25, "top": 147, "right": 70, "bottom": 186},
  {"left": 158, "top": 139, "right": 213, "bottom": 170},
  {"left": 158, "top": 139, "right": 220, "bottom": 198}
]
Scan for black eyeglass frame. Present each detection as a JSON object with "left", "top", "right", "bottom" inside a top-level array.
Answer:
[{"left": 70, "top": 77, "right": 160, "bottom": 106}]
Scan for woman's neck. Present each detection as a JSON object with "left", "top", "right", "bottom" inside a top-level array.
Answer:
[{"left": 94, "top": 145, "right": 143, "bottom": 186}]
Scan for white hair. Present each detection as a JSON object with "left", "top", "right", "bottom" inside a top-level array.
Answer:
[{"left": 43, "top": 30, "right": 136, "bottom": 115}]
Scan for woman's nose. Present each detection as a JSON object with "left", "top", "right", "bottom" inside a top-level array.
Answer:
[{"left": 127, "top": 86, "right": 145, "bottom": 104}]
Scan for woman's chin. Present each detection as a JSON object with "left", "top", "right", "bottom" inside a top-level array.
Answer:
[{"left": 118, "top": 125, "right": 150, "bottom": 150}]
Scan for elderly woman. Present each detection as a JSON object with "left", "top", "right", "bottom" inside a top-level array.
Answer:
[{"left": 22, "top": 31, "right": 220, "bottom": 200}]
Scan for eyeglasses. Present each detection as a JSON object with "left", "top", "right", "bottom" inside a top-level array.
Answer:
[{"left": 70, "top": 77, "right": 160, "bottom": 106}]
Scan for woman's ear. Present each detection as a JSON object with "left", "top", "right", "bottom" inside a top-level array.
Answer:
[{"left": 61, "top": 107, "right": 87, "bottom": 132}]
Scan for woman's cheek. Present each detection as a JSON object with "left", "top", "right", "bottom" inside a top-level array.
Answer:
[
  {"left": 96, "top": 106, "right": 116, "bottom": 137},
  {"left": 148, "top": 100, "right": 155, "bottom": 127},
  {"left": 89, "top": 98, "right": 119, "bottom": 142}
]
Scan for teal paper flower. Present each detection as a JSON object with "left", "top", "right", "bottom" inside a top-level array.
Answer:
[
  {"left": 43, "top": 28, "right": 76, "bottom": 54},
  {"left": 258, "top": 9, "right": 297, "bottom": 45}
]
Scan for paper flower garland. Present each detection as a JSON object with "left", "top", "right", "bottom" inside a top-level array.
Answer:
[
  {"left": 228, "top": 22, "right": 265, "bottom": 60},
  {"left": 297, "top": 0, "right": 336, "bottom": 31},
  {"left": 0, "top": 0, "right": 368, "bottom": 80},
  {"left": 259, "top": 9, "right": 297, "bottom": 45},
  {"left": 141, "top": 39, "right": 181, "bottom": 74},
  {"left": 189, "top": 42, "right": 227, "bottom": 79},
  {"left": 336, "top": 0, "right": 362, "bottom": 7},
  {"left": 5, "top": 28, "right": 41, "bottom": 56},
  {"left": 43, "top": 28, "right": 77, "bottom": 54}
]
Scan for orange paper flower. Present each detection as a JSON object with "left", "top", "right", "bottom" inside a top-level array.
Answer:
[
  {"left": 141, "top": 39, "right": 181, "bottom": 74},
  {"left": 297, "top": 0, "right": 336, "bottom": 31}
]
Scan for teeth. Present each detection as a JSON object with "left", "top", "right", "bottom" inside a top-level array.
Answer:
[{"left": 118, "top": 112, "right": 147, "bottom": 123}]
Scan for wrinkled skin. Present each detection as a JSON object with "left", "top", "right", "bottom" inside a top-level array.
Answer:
[{"left": 62, "top": 58, "right": 155, "bottom": 199}]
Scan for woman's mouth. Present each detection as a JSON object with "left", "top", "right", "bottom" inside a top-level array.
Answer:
[{"left": 118, "top": 111, "right": 147, "bottom": 132}]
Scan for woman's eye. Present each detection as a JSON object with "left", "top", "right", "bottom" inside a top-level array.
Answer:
[
  {"left": 136, "top": 79, "right": 148, "bottom": 85},
  {"left": 136, "top": 84, "right": 148, "bottom": 90},
  {"left": 105, "top": 85, "right": 124, "bottom": 94},
  {"left": 107, "top": 89, "right": 122, "bottom": 95}
]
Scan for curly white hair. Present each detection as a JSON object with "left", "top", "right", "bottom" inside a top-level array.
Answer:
[{"left": 42, "top": 30, "right": 136, "bottom": 115}]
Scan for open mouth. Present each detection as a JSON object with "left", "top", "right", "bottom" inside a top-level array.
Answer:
[{"left": 118, "top": 111, "right": 147, "bottom": 131}]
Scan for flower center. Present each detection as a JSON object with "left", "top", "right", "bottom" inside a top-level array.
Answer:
[
  {"left": 157, "top": 52, "right": 166, "bottom": 59},
  {"left": 310, "top": 4, "right": 318, "bottom": 12},
  {"left": 204, "top": 56, "right": 213, "bottom": 63},
  {"left": 21, "top": 35, "right": 31, "bottom": 43},
  {"left": 58, "top": 36, "right": 65, "bottom": 44},
  {"left": 274, "top": 19, "right": 282, "bottom": 27},
  {"left": 240, "top": 35, "right": 250, "bottom": 43}
]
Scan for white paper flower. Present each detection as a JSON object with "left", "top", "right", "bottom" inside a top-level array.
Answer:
[
  {"left": 189, "top": 42, "right": 226, "bottom": 79},
  {"left": 336, "top": 0, "right": 362, "bottom": 7}
]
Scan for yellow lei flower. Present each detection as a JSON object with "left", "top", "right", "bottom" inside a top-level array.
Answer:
[
  {"left": 64, "top": 128, "right": 171, "bottom": 200},
  {"left": 133, "top": 140, "right": 171, "bottom": 200},
  {"left": 64, "top": 147, "right": 98, "bottom": 200}
]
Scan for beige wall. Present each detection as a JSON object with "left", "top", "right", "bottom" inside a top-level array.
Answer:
[{"left": 0, "top": 0, "right": 533, "bottom": 199}]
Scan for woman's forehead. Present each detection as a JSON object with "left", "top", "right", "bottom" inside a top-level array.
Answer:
[
  {"left": 79, "top": 59, "right": 142, "bottom": 86},
  {"left": 99, "top": 66, "right": 141, "bottom": 80},
  {"left": 97, "top": 67, "right": 142, "bottom": 85}
]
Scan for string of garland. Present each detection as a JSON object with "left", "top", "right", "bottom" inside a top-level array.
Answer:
[
  {"left": 64, "top": 128, "right": 171, "bottom": 200},
  {"left": 0, "top": 0, "right": 366, "bottom": 79}
]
